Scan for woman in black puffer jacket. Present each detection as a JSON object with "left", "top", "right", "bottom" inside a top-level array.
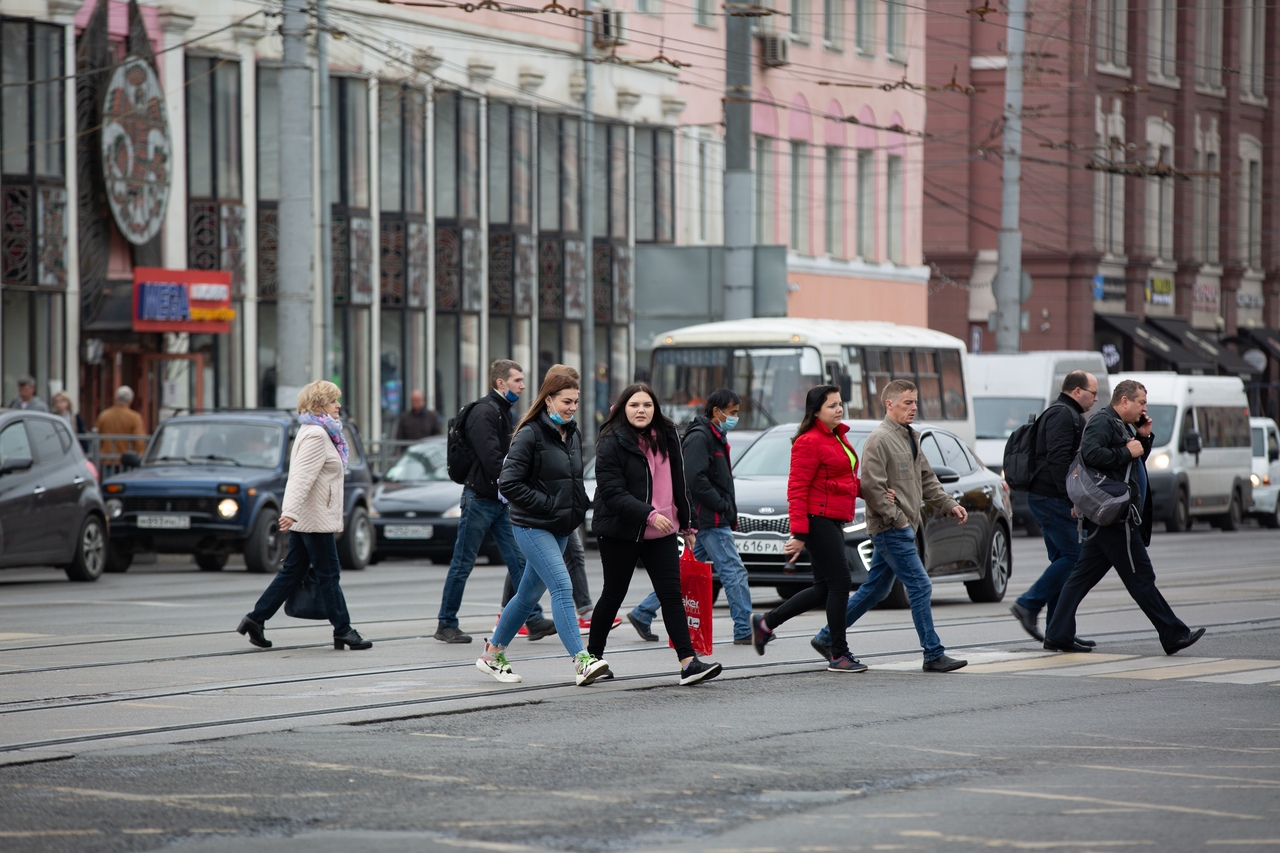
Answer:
[
  {"left": 476, "top": 369, "right": 608, "bottom": 687},
  {"left": 589, "top": 382, "right": 722, "bottom": 686}
]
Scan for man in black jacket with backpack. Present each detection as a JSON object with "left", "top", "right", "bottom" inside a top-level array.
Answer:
[
  {"left": 1042, "top": 379, "right": 1205, "bottom": 655},
  {"left": 1009, "top": 371, "right": 1099, "bottom": 643}
]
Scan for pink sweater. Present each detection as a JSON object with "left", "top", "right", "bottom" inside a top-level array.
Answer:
[{"left": 644, "top": 443, "right": 678, "bottom": 539}]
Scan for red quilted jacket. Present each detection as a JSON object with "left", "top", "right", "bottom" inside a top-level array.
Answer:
[{"left": 787, "top": 421, "right": 860, "bottom": 536}]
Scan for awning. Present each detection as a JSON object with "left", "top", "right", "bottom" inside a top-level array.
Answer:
[
  {"left": 1242, "top": 327, "right": 1280, "bottom": 363},
  {"left": 1095, "top": 313, "right": 1215, "bottom": 372},
  {"left": 1145, "top": 315, "right": 1259, "bottom": 377}
]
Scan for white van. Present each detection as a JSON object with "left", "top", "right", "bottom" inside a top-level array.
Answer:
[
  {"left": 1115, "top": 372, "right": 1253, "bottom": 532},
  {"left": 1248, "top": 417, "right": 1280, "bottom": 528},
  {"left": 969, "top": 352, "right": 1111, "bottom": 532}
]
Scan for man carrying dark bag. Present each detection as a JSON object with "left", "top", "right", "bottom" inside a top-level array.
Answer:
[
  {"left": 1009, "top": 371, "right": 1099, "bottom": 645},
  {"left": 1043, "top": 379, "right": 1205, "bottom": 655}
]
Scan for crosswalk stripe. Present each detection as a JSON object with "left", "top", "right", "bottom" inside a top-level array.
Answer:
[
  {"left": 1098, "top": 658, "right": 1278, "bottom": 680},
  {"left": 1189, "top": 667, "right": 1280, "bottom": 685},
  {"left": 1039, "top": 656, "right": 1224, "bottom": 677},
  {"left": 959, "top": 652, "right": 1134, "bottom": 674}
]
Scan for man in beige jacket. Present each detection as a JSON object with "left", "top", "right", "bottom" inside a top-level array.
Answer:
[{"left": 811, "top": 379, "right": 970, "bottom": 672}]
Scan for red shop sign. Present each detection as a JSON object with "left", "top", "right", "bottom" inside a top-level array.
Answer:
[{"left": 132, "top": 267, "right": 235, "bottom": 334}]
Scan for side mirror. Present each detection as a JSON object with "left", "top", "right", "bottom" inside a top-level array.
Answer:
[
  {"left": 933, "top": 465, "right": 960, "bottom": 484},
  {"left": 1182, "top": 429, "right": 1202, "bottom": 456},
  {"left": 121, "top": 451, "right": 142, "bottom": 469},
  {"left": 0, "top": 457, "right": 34, "bottom": 476}
]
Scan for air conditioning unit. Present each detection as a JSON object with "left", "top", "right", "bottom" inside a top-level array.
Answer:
[
  {"left": 594, "top": 8, "right": 626, "bottom": 48},
  {"left": 758, "top": 32, "right": 790, "bottom": 67}
]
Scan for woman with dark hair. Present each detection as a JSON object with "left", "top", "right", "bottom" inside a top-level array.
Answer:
[
  {"left": 475, "top": 369, "right": 609, "bottom": 686},
  {"left": 750, "top": 384, "right": 865, "bottom": 672},
  {"left": 589, "top": 383, "right": 722, "bottom": 686}
]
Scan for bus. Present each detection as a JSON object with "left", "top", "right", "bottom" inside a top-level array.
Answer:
[{"left": 649, "top": 318, "right": 975, "bottom": 445}]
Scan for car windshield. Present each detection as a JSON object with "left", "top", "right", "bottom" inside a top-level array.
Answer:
[
  {"left": 1145, "top": 404, "right": 1176, "bottom": 448},
  {"left": 384, "top": 441, "right": 449, "bottom": 482},
  {"left": 974, "top": 397, "right": 1044, "bottom": 440},
  {"left": 732, "top": 428, "right": 870, "bottom": 478},
  {"left": 145, "top": 422, "right": 283, "bottom": 467}
]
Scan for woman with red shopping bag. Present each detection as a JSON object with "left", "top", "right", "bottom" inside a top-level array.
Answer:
[{"left": 588, "top": 383, "right": 723, "bottom": 686}]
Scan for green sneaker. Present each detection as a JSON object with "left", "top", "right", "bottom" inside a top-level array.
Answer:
[{"left": 573, "top": 651, "right": 610, "bottom": 686}]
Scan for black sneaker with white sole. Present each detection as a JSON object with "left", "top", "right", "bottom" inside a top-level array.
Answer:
[{"left": 679, "top": 657, "right": 723, "bottom": 686}]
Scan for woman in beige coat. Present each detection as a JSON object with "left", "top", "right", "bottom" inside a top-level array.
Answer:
[{"left": 237, "top": 380, "right": 372, "bottom": 650}]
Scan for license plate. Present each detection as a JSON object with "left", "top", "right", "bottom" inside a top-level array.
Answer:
[
  {"left": 384, "top": 524, "right": 434, "bottom": 539},
  {"left": 136, "top": 514, "right": 190, "bottom": 530},
  {"left": 736, "top": 537, "right": 786, "bottom": 555}
]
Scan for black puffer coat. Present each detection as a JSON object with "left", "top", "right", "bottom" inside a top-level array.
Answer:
[
  {"left": 682, "top": 415, "right": 737, "bottom": 530},
  {"left": 1080, "top": 405, "right": 1155, "bottom": 545},
  {"left": 592, "top": 425, "right": 691, "bottom": 542},
  {"left": 1028, "top": 393, "right": 1086, "bottom": 500},
  {"left": 499, "top": 413, "right": 589, "bottom": 536}
]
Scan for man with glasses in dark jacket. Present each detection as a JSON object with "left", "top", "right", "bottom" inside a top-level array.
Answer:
[
  {"left": 1043, "top": 379, "right": 1205, "bottom": 655},
  {"left": 1010, "top": 371, "right": 1099, "bottom": 645}
]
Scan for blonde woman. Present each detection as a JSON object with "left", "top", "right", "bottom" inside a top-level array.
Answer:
[{"left": 237, "top": 380, "right": 372, "bottom": 650}]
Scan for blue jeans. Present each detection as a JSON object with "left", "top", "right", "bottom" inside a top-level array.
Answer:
[
  {"left": 249, "top": 531, "right": 352, "bottom": 635},
  {"left": 437, "top": 488, "right": 543, "bottom": 629},
  {"left": 1017, "top": 493, "right": 1080, "bottom": 620},
  {"left": 493, "top": 526, "right": 584, "bottom": 656},
  {"left": 815, "top": 525, "right": 946, "bottom": 661},
  {"left": 629, "top": 527, "right": 754, "bottom": 640}
]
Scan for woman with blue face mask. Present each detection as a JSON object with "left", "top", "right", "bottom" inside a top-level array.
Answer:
[{"left": 478, "top": 369, "right": 607, "bottom": 687}]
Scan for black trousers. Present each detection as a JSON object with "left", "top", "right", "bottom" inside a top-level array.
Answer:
[
  {"left": 765, "top": 516, "right": 851, "bottom": 658},
  {"left": 591, "top": 534, "right": 694, "bottom": 661},
  {"left": 1044, "top": 522, "right": 1190, "bottom": 649}
]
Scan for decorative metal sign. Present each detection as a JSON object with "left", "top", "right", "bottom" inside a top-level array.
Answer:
[{"left": 101, "top": 56, "right": 171, "bottom": 245}]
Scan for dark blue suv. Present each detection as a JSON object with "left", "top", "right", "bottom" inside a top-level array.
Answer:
[{"left": 100, "top": 411, "right": 375, "bottom": 574}]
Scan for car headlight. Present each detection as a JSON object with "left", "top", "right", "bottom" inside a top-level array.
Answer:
[
  {"left": 1251, "top": 473, "right": 1262, "bottom": 488},
  {"left": 217, "top": 498, "right": 239, "bottom": 519},
  {"left": 367, "top": 505, "right": 380, "bottom": 518},
  {"left": 106, "top": 498, "right": 123, "bottom": 519},
  {"left": 443, "top": 504, "right": 462, "bottom": 519},
  {"left": 1152, "top": 452, "right": 1170, "bottom": 470}
]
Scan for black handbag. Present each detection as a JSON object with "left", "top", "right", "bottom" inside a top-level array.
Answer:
[{"left": 284, "top": 574, "right": 329, "bottom": 620}]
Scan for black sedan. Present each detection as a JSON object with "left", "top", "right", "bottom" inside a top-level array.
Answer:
[
  {"left": 0, "top": 408, "right": 108, "bottom": 581},
  {"left": 728, "top": 420, "right": 1013, "bottom": 607},
  {"left": 370, "top": 437, "right": 499, "bottom": 564}
]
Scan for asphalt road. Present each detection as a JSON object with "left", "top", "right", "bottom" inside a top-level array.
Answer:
[{"left": 1, "top": 525, "right": 1278, "bottom": 853}]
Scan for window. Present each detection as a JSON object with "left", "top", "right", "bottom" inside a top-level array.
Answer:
[
  {"left": 855, "top": 0, "right": 874, "bottom": 53},
  {"left": 823, "top": 0, "right": 844, "bottom": 47},
  {"left": 1096, "top": 0, "right": 1128, "bottom": 70},
  {"left": 330, "top": 77, "right": 370, "bottom": 209},
  {"left": 791, "top": 0, "right": 809, "bottom": 43},
  {"left": 697, "top": 138, "right": 709, "bottom": 242},
  {"left": 755, "top": 136, "right": 774, "bottom": 244},
  {"left": 635, "top": 127, "right": 675, "bottom": 243},
  {"left": 635, "top": 0, "right": 655, "bottom": 13},
  {"left": 379, "top": 83, "right": 425, "bottom": 215},
  {"left": 1194, "top": 121, "right": 1221, "bottom": 264},
  {"left": 1, "top": 20, "right": 64, "bottom": 179},
  {"left": 824, "top": 146, "right": 843, "bottom": 257},
  {"left": 1241, "top": 0, "right": 1266, "bottom": 99},
  {"left": 885, "top": 0, "right": 905, "bottom": 59},
  {"left": 1240, "top": 136, "right": 1263, "bottom": 269},
  {"left": 932, "top": 431, "right": 973, "bottom": 474},
  {"left": 790, "top": 142, "right": 809, "bottom": 253},
  {"left": 1144, "top": 118, "right": 1174, "bottom": 261},
  {"left": 0, "top": 422, "right": 32, "bottom": 465},
  {"left": 886, "top": 154, "right": 903, "bottom": 263},
  {"left": 1195, "top": 0, "right": 1223, "bottom": 90},
  {"left": 1203, "top": 151, "right": 1220, "bottom": 263},
  {"left": 856, "top": 149, "right": 874, "bottom": 259},
  {"left": 257, "top": 66, "right": 281, "bottom": 202},
  {"left": 1095, "top": 98, "right": 1125, "bottom": 255},
  {"left": 1148, "top": 0, "right": 1177, "bottom": 81},
  {"left": 539, "top": 114, "right": 561, "bottom": 230},
  {"left": 695, "top": 0, "right": 713, "bottom": 27},
  {"left": 187, "top": 57, "right": 242, "bottom": 201}
]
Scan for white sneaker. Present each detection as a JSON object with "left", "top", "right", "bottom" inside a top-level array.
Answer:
[
  {"left": 574, "top": 651, "right": 610, "bottom": 686},
  {"left": 476, "top": 649, "right": 522, "bottom": 683}
]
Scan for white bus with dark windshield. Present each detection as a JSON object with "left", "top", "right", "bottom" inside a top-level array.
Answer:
[{"left": 649, "top": 318, "right": 974, "bottom": 445}]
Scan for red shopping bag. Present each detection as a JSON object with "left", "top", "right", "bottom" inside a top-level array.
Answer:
[{"left": 671, "top": 549, "right": 714, "bottom": 657}]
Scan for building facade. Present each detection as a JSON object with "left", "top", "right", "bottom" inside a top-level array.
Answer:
[{"left": 924, "top": 0, "right": 1280, "bottom": 412}]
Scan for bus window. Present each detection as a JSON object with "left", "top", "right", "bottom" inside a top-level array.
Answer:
[
  {"left": 651, "top": 347, "right": 732, "bottom": 417},
  {"left": 864, "top": 347, "right": 891, "bottom": 418},
  {"left": 915, "top": 350, "right": 942, "bottom": 420},
  {"left": 840, "top": 347, "right": 868, "bottom": 418},
  {"left": 939, "top": 349, "right": 967, "bottom": 419},
  {"left": 735, "top": 347, "right": 823, "bottom": 428}
]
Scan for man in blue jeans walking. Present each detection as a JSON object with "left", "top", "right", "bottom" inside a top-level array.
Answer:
[
  {"left": 435, "top": 360, "right": 554, "bottom": 644},
  {"left": 811, "top": 379, "right": 968, "bottom": 672},
  {"left": 1008, "top": 371, "right": 1099, "bottom": 645}
]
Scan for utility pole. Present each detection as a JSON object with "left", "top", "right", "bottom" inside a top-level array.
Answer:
[
  {"left": 316, "top": 0, "right": 335, "bottom": 384},
  {"left": 276, "top": 0, "right": 314, "bottom": 406},
  {"left": 993, "top": 0, "right": 1025, "bottom": 353},
  {"left": 722, "top": 5, "right": 755, "bottom": 321},
  {"left": 581, "top": 0, "right": 596, "bottom": 444}
]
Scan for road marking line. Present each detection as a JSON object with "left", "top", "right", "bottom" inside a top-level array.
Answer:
[
  {"left": 1097, "top": 659, "right": 1276, "bottom": 681},
  {"left": 961, "top": 653, "right": 1135, "bottom": 673},
  {"left": 1074, "top": 764, "right": 1280, "bottom": 787},
  {"left": 1036, "top": 657, "right": 1221, "bottom": 677},
  {"left": 1192, "top": 668, "right": 1280, "bottom": 685},
  {"left": 0, "top": 831, "right": 102, "bottom": 838},
  {"left": 900, "top": 829, "right": 1154, "bottom": 847},
  {"left": 956, "top": 787, "right": 1264, "bottom": 820},
  {"left": 0, "top": 633, "right": 47, "bottom": 640}
]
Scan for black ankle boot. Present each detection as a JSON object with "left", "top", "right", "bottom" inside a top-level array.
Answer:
[
  {"left": 237, "top": 616, "right": 271, "bottom": 648},
  {"left": 334, "top": 629, "right": 372, "bottom": 650}
]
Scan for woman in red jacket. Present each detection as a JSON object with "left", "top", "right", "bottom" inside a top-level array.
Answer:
[{"left": 750, "top": 384, "right": 865, "bottom": 672}]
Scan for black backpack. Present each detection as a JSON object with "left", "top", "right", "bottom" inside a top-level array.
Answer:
[
  {"left": 446, "top": 397, "right": 498, "bottom": 485},
  {"left": 1002, "top": 403, "right": 1065, "bottom": 491}
]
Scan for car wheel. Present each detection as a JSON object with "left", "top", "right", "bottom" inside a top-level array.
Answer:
[
  {"left": 967, "top": 524, "right": 1011, "bottom": 603},
  {"left": 65, "top": 515, "right": 107, "bottom": 582},
  {"left": 337, "top": 505, "right": 373, "bottom": 571},
  {"left": 775, "top": 582, "right": 807, "bottom": 600},
  {"left": 196, "top": 552, "right": 229, "bottom": 572},
  {"left": 104, "top": 542, "right": 133, "bottom": 573},
  {"left": 1219, "top": 493, "right": 1242, "bottom": 532},
  {"left": 1166, "top": 489, "right": 1190, "bottom": 533},
  {"left": 1263, "top": 502, "right": 1280, "bottom": 530},
  {"left": 244, "top": 507, "right": 285, "bottom": 574}
]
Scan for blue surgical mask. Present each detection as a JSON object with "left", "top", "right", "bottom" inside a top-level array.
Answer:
[
  {"left": 722, "top": 415, "right": 739, "bottom": 432},
  {"left": 549, "top": 410, "right": 572, "bottom": 426},
  {"left": 503, "top": 389, "right": 520, "bottom": 403}
]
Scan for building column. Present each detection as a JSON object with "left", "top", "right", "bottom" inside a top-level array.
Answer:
[
  {"left": 157, "top": 9, "right": 196, "bottom": 270},
  {"left": 367, "top": 78, "right": 382, "bottom": 440},
  {"left": 234, "top": 21, "right": 264, "bottom": 407},
  {"left": 51, "top": 0, "right": 81, "bottom": 404}
]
